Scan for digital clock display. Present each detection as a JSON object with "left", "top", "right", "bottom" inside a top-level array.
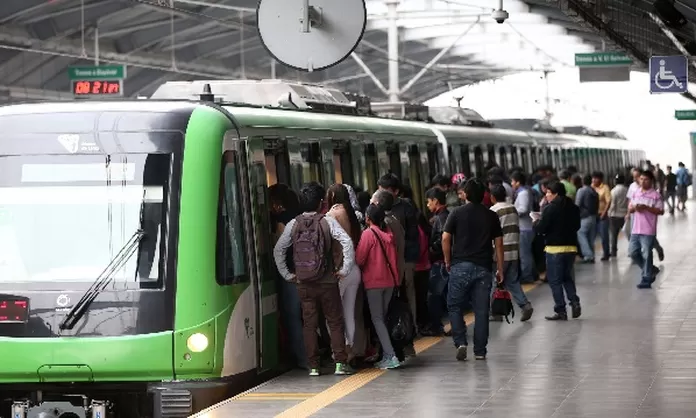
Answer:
[
  {"left": 72, "top": 80, "right": 123, "bottom": 96},
  {"left": 0, "top": 297, "right": 29, "bottom": 324}
]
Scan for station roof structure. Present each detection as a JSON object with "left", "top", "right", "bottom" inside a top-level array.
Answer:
[{"left": 0, "top": 0, "right": 654, "bottom": 103}]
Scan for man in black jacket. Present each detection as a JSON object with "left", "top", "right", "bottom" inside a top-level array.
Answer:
[
  {"left": 377, "top": 173, "right": 421, "bottom": 359},
  {"left": 534, "top": 181, "right": 582, "bottom": 321},
  {"left": 422, "top": 187, "right": 450, "bottom": 336}
]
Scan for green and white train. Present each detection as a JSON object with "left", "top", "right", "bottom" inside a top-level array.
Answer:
[{"left": 0, "top": 80, "right": 644, "bottom": 418}]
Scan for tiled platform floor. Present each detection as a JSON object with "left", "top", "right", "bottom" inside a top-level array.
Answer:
[{"left": 194, "top": 208, "right": 696, "bottom": 418}]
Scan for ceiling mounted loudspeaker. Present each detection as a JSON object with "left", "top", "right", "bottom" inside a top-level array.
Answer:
[{"left": 256, "top": 0, "right": 367, "bottom": 72}]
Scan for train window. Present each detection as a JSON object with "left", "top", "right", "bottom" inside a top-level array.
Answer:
[
  {"left": 553, "top": 149, "right": 560, "bottom": 170},
  {"left": 448, "top": 145, "right": 457, "bottom": 174},
  {"left": 498, "top": 147, "right": 508, "bottom": 171},
  {"left": 218, "top": 151, "right": 249, "bottom": 285},
  {"left": 300, "top": 142, "right": 323, "bottom": 184},
  {"left": 473, "top": 146, "right": 484, "bottom": 178},
  {"left": 387, "top": 142, "right": 401, "bottom": 179},
  {"left": 545, "top": 148, "right": 553, "bottom": 167},
  {"left": 460, "top": 145, "right": 471, "bottom": 177},
  {"left": 520, "top": 147, "right": 529, "bottom": 172},
  {"left": 427, "top": 144, "right": 439, "bottom": 180},
  {"left": 264, "top": 142, "right": 290, "bottom": 187},
  {"left": 365, "top": 144, "right": 378, "bottom": 191},
  {"left": 510, "top": 146, "right": 519, "bottom": 168},
  {"left": 409, "top": 145, "right": 424, "bottom": 211},
  {"left": 487, "top": 145, "right": 496, "bottom": 167},
  {"left": 333, "top": 140, "right": 354, "bottom": 186}
]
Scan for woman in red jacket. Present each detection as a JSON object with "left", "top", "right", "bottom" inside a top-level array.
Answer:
[{"left": 356, "top": 204, "right": 401, "bottom": 370}]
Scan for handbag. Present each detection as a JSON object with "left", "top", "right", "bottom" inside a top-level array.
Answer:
[
  {"left": 370, "top": 229, "right": 416, "bottom": 344},
  {"left": 491, "top": 282, "right": 515, "bottom": 324}
]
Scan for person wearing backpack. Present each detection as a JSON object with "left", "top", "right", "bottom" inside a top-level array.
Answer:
[{"left": 273, "top": 182, "right": 356, "bottom": 377}]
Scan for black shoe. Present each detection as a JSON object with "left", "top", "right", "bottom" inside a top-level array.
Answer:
[
  {"left": 545, "top": 312, "right": 568, "bottom": 321},
  {"left": 520, "top": 303, "right": 534, "bottom": 322},
  {"left": 570, "top": 302, "right": 581, "bottom": 319},
  {"left": 601, "top": 256, "right": 610, "bottom": 261},
  {"left": 637, "top": 283, "right": 652, "bottom": 289}
]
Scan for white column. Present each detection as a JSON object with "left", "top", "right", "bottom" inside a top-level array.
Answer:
[{"left": 386, "top": 0, "right": 400, "bottom": 102}]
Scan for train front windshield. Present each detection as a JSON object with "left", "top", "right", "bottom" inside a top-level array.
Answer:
[{"left": 0, "top": 153, "right": 171, "bottom": 286}]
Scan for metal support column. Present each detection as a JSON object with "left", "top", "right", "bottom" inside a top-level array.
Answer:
[
  {"left": 386, "top": 0, "right": 400, "bottom": 102},
  {"left": 94, "top": 26, "right": 99, "bottom": 65}
]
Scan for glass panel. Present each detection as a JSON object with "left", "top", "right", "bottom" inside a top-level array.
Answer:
[
  {"left": 365, "top": 144, "right": 378, "bottom": 192},
  {"left": 474, "top": 146, "right": 484, "bottom": 178},
  {"left": 0, "top": 153, "right": 170, "bottom": 284},
  {"left": 219, "top": 151, "right": 248, "bottom": 284},
  {"left": 460, "top": 145, "right": 471, "bottom": 177},
  {"left": 300, "top": 142, "right": 322, "bottom": 184}
]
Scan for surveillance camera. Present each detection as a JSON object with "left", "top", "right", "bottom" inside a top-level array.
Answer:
[{"left": 491, "top": 9, "right": 509, "bottom": 24}]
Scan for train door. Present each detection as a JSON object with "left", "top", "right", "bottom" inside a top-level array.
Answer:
[
  {"left": 218, "top": 134, "right": 276, "bottom": 376},
  {"left": 459, "top": 144, "right": 471, "bottom": 178}
]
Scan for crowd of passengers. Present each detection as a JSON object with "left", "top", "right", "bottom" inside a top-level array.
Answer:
[{"left": 269, "top": 159, "right": 691, "bottom": 376}]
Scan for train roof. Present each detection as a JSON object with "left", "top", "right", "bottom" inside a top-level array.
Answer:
[{"left": 222, "top": 105, "right": 438, "bottom": 139}]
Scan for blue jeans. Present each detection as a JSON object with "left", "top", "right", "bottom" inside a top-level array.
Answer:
[
  {"left": 490, "top": 260, "right": 529, "bottom": 308},
  {"left": 519, "top": 230, "right": 537, "bottom": 283},
  {"left": 577, "top": 216, "right": 597, "bottom": 260},
  {"left": 628, "top": 234, "right": 656, "bottom": 285},
  {"left": 545, "top": 253, "right": 580, "bottom": 314},
  {"left": 447, "top": 262, "right": 493, "bottom": 356},
  {"left": 596, "top": 216, "right": 610, "bottom": 258},
  {"left": 279, "top": 278, "right": 308, "bottom": 369},
  {"left": 428, "top": 262, "right": 449, "bottom": 332}
]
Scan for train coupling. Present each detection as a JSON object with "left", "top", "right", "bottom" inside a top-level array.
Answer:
[{"left": 11, "top": 399, "right": 109, "bottom": 418}]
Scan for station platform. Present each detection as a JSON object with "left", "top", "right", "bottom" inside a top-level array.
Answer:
[{"left": 192, "top": 209, "right": 696, "bottom": 418}]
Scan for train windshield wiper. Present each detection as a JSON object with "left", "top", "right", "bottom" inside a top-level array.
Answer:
[{"left": 59, "top": 229, "right": 146, "bottom": 331}]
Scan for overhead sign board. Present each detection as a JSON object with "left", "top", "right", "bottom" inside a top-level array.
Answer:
[
  {"left": 675, "top": 110, "right": 696, "bottom": 120},
  {"left": 574, "top": 52, "right": 632, "bottom": 67},
  {"left": 68, "top": 65, "right": 126, "bottom": 81},
  {"left": 649, "top": 56, "right": 688, "bottom": 93}
]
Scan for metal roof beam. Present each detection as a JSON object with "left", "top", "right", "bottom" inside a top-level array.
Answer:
[
  {"left": 400, "top": 18, "right": 481, "bottom": 95},
  {"left": 430, "top": 34, "right": 582, "bottom": 50},
  {"left": 0, "top": 24, "right": 264, "bottom": 79},
  {"left": 0, "top": 0, "right": 65, "bottom": 24},
  {"left": 21, "top": 0, "right": 115, "bottom": 24},
  {"left": 403, "top": 22, "right": 565, "bottom": 42},
  {"left": 99, "top": 19, "right": 174, "bottom": 38}
]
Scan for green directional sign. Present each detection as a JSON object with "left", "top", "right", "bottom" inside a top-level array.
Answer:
[
  {"left": 68, "top": 65, "right": 126, "bottom": 80},
  {"left": 575, "top": 52, "right": 632, "bottom": 67},
  {"left": 676, "top": 110, "right": 696, "bottom": 120}
]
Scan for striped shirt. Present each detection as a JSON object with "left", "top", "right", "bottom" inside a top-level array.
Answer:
[{"left": 490, "top": 202, "right": 520, "bottom": 261}]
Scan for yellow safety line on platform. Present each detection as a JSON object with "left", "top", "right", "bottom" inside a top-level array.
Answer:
[{"left": 274, "top": 281, "right": 541, "bottom": 418}]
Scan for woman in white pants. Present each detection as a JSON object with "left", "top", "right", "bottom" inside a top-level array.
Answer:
[{"left": 326, "top": 184, "right": 363, "bottom": 359}]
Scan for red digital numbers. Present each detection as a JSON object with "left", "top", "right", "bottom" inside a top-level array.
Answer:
[
  {"left": 0, "top": 299, "right": 28, "bottom": 323},
  {"left": 72, "top": 80, "right": 122, "bottom": 96}
]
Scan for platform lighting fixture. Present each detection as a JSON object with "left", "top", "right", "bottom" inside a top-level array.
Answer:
[{"left": 491, "top": 0, "right": 509, "bottom": 23}]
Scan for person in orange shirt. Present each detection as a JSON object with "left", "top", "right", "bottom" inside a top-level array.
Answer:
[{"left": 592, "top": 171, "right": 612, "bottom": 261}]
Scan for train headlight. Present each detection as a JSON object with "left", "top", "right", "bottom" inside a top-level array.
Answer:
[{"left": 186, "top": 333, "right": 209, "bottom": 352}]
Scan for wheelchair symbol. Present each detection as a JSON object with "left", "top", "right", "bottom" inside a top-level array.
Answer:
[{"left": 654, "top": 59, "right": 684, "bottom": 90}]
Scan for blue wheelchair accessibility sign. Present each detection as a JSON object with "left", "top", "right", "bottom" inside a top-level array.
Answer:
[{"left": 650, "top": 55, "right": 688, "bottom": 93}]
